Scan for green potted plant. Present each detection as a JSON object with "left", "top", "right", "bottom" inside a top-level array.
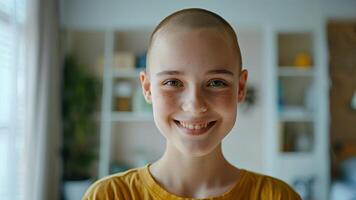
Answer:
[{"left": 61, "top": 55, "right": 100, "bottom": 200}]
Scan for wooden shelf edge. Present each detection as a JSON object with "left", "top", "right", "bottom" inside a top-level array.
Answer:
[
  {"left": 111, "top": 111, "right": 153, "bottom": 122},
  {"left": 278, "top": 67, "right": 314, "bottom": 77},
  {"left": 112, "top": 68, "right": 145, "bottom": 78}
]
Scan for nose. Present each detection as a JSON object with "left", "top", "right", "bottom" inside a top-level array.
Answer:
[{"left": 181, "top": 86, "right": 208, "bottom": 114}]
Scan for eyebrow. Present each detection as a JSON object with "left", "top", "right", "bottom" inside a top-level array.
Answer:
[
  {"left": 206, "top": 69, "right": 234, "bottom": 76},
  {"left": 156, "top": 69, "right": 235, "bottom": 76},
  {"left": 156, "top": 70, "right": 183, "bottom": 76}
]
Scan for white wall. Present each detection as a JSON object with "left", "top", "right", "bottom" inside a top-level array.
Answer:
[
  {"left": 60, "top": 0, "right": 356, "bottom": 29},
  {"left": 223, "top": 29, "right": 265, "bottom": 173}
]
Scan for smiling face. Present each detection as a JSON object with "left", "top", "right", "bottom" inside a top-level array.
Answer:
[{"left": 140, "top": 27, "right": 248, "bottom": 157}]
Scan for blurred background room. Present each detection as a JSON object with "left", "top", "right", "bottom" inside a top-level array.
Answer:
[{"left": 1, "top": 0, "right": 356, "bottom": 200}]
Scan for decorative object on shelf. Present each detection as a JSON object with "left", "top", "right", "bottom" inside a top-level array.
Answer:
[
  {"left": 113, "top": 51, "right": 136, "bottom": 70},
  {"left": 294, "top": 52, "right": 312, "bottom": 68},
  {"left": 62, "top": 55, "right": 100, "bottom": 200},
  {"left": 240, "top": 86, "right": 257, "bottom": 112},
  {"left": 278, "top": 33, "right": 313, "bottom": 67},
  {"left": 136, "top": 52, "right": 147, "bottom": 69},
  {"left": 114, "top": 81, "right": 133, "bottom": 111},
  {"left": 278, "top": 81, "right": 285, "bottom": 112},
  {"left": 295, "top": 131, "right": 313, "bottom": 152},
  {"left": 280, "top": 122, "right": 313, "bottom": 152}
]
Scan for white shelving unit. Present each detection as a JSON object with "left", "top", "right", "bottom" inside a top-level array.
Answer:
[
  {"left": 97, "top": 29, "right": 154, "bottom": 178},
  {"left": 266, "top": 26, "right": 329, "bottom": 200}
]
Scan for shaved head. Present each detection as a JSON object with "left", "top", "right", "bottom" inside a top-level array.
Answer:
[{"left": 147, "top": 8, "right": 242, "bottom": 72}]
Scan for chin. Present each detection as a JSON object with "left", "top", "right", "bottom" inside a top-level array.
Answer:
[{"left": 177, "top": 141, "right": 221, "bottom": 158}]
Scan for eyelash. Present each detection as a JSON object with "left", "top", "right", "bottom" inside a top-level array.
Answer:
[
  {"left": 162, "top": 79, "right": 183, "bottom": 87},
  {"left": 207, "top": 79, "right": 228, "bottom": 88},
  {"left": 162, "top": 79, "right": 228, "bottom": 88}
]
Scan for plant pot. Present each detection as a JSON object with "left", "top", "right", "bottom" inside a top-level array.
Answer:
[{"left": 63, "top": 179, "right": 92, "bottom": 200}]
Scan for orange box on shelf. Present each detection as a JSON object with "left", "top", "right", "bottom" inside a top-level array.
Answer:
[{"left": 113, "top": 51, "right": 136, "bottom": 70}]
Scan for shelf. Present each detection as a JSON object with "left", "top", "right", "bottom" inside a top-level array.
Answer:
[
  {"left": 278, "top": 152, "right": 314, "bottom": 159},
  {"left": 278, "top": 67, "right": 314, "bottom": 77},
  {"left": 277, "top": 32, "right": 313, "bottom": 67},
  {"left": 278, "top": 76, "right": 314, "bottom": 109},
  {"left": 279, "top": 106, "right": 314, "bottom": 122},
  {"left": 279, "top": 121, "right": 314, "bottom": 153},
  {"left": 112, "top": 69, "right": 144, "bottom": 79},
  {"left": 111, "top": 111, "right": 153, "bottom": 122}
]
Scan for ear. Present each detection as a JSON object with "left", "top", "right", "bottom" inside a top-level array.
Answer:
[
  {"left": 237, "top": 69, "right": 248, "bottom": 103},
  {"left": 140, "top": 70, "right": 152, "bottom": 104}
]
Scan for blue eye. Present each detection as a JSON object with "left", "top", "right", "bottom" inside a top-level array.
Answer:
[
  {"left": 207, "top": 80, "right": 227, "bottom": 88},
  {"left": 163, "top": 79, "right": 183, "bottom": 87}
]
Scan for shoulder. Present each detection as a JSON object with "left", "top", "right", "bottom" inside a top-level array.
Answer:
[
  {"left": 240, "top": 169, "right": 302, "bottom": 200},
  {"left": 82, "top": 166, "right": 145, "bottom": 200}
]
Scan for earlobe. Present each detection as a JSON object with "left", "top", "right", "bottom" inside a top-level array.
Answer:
[
  {"left": 237, "top": 69, "right": 248, "bottom": 103},
  {"left": 139, "top": 71, "right": 152, "bottom": 104},
  {"left": 145, "top": 92, "right": 152, "bottom": 104}
]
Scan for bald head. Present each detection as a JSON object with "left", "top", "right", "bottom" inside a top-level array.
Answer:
[{"left": 147, "top": 8, "right": 242, "bottom": 72}]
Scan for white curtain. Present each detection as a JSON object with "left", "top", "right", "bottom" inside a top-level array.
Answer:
[{"left": 0, "top": 0, "right": 61, "bottom": 199}]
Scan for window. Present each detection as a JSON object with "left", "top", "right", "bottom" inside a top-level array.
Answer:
[{"left": 0, "top": 0, "right": 27, "bottom": 199}]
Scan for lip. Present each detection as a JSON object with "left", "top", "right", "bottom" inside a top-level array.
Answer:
[{"left": 174, "top": 120, "right": 217, "bottom": 136}]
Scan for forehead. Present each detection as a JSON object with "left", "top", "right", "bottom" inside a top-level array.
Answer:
[{"left": 149, "top": 27, "right": 238, "bottom": 73}]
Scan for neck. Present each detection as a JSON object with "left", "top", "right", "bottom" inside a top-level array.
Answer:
[{"left": 149, "top": 143, "right": 239, "bottom": 198}]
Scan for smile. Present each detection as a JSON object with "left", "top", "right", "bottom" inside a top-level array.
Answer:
[{"left": 173, "top": 120, "right": 216, "bottom": 136}]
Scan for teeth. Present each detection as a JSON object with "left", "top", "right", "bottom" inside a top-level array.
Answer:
[{"left": 179, "top": 121, "right": 209, "bottom": 130}]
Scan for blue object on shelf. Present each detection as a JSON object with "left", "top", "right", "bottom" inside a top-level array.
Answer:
[
  {"left": 136, "top": 53, "right": 146, "bottom": 69},
  {"left": 278, "top": 82, "right": 285, "bottom": 112}
]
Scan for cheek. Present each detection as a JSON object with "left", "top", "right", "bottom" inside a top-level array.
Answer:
[
  {"left": 151, "top": 88, "right": 181, "bottom": 114},
  {"left": 207, "top": 89, "right": 237, "bottom": 111},
  {"left": 151, "top": 89, "right": 182, "bottom": 137}
]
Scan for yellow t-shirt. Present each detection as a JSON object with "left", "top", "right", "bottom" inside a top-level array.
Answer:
[{"left": 83, "top": 164, "right": 301, "bottom": 200}]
